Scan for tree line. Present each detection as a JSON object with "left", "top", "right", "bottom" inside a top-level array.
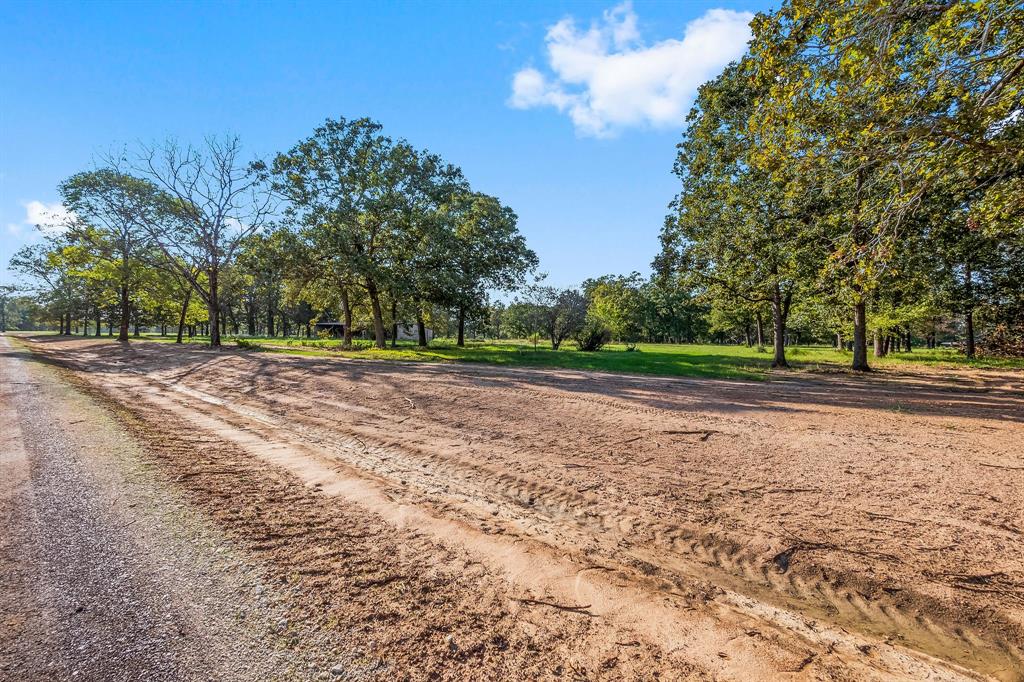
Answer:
[
  {"left": 657, "top": 0, "right": 1023, "bottom": 369},
  {"left": 8, "top": 1, "right": 1022, "bottom": 367},
  {"left": 9, "top": 118, "right": 539, "bottom": 349}
]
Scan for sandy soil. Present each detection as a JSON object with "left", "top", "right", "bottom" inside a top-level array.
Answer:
[{"left": 12, "top": 335, "right": 1024, "bottom": 681}]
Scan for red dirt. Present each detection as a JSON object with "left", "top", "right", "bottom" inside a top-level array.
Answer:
[{"left": 22, "top": 336, "right": 1024, "bottom": 680}]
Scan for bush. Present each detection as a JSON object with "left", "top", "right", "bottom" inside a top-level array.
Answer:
[
  {"left": 979, "top": 324, "right": 1024, "bottom": 357},
  {"left": 574, "top": 319, "right": 612, "bottom": 351}
]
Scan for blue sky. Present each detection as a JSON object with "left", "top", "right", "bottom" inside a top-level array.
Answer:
[{"left": 0, "top": 0, "right": 772, "bottom": 288}]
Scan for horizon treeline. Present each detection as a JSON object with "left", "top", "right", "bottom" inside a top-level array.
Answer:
[{"left": 6, "top": 0, "right": 1023, "bottom": 371}]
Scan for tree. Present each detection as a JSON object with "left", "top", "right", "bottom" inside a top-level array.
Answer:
[
  {"left": 583, "top": 273, "right": 646, "bottom": 344},
  {"left": 661, "top": 61, "right": 824, "bottom": 368},
  {"left": 273, "top": 118, "right": 415, "bottom": 349},
  {"left": 0, "top": 285, "right": 18, "bottom": 332},
  {"left": 10, "top": 239, "right": 85, "bottom": 335},
  {"left": 235, "top": 229, "right": 294, "bottom": 338},
  {"left": 428, "top": 193, "right": 537, "bottom": 346},
  {"left": 57, "top": 169, "right": 164, "bottom": 341},
  {"left": 131, "top": 136, "right": 274, "bottom": 347},
  {"left": 521, "top": 284, "right": 587, "bottom": 350},
  {"left": 747, "top": 0, "right": 1024, "bottom": 368}
]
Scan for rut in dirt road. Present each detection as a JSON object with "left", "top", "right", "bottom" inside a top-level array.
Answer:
[{"left": 22, "top": 336, "right": 1024, "bottom": 681}]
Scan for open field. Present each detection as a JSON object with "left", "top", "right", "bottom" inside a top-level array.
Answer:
[
  {"left": 128, "top": 333, "right": 1024, "bottom": 379},
  {"left": 4, "top": 333, "right": 1022, "bottom": 680}
]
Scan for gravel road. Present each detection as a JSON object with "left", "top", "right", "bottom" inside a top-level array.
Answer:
[{"left": 0, "top": 335, "right": 329, "bottom": 681}]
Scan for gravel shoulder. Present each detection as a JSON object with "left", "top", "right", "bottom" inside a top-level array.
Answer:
[{"left": 0, "top": 335, "right": 343, "bottom": 681}]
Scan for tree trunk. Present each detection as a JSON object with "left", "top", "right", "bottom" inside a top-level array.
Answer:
[
  {"left": 208, "top": 267, "right": 221, "bottom": 348},
  {"left": 770, "top": 286, "right": 788, "bottom": 368},
  {"left": 744, "top": 324, "right": 752, "bottom": 347},
  {"left": 416, "top": 302, "right": 427, "bottom": 347},
  {"left": 246, "top": 300, "right": 256, "bottom": 336},
  {"left": 457, "top": 306, "right": 466, "bottom": 347},
  {"left": 852, "top": 301, "right": 870, "bottom": 371},
  {"left": 341, "top": 288, "right": 353, "bottom": 347},
  {"left": 965, "top": 309, "right": 975, "bottom": 358},
  {"left": 874, "top": 330, "right": 885, "bottom": 357},
  {"left": 835, "top": 332, "right": 843, "bottom": 350},
  {"left": 904, "top": 331, "right": 912, "bottom": 352},
  {"left": 176, "top": 288, "right": 192, "bottom": 344},
  {"left": 117, "top": 285, "right": 130, "bottom": 341},
  {"left": 390, "top": 300, "right": 398, "bottom": 349},
  {"left": 964, "top": 260, "right": 975, "bottom": 359},
  {"left": 755, "top": 312, "right": 764, "bottom": 348},
  {"left": 366, "top": 280, "right": 386, "bottom": 350}
]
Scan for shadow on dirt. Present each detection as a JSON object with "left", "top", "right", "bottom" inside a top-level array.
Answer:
[{"left": 12, "top": 334, "right": 1023, "bottom": 425}]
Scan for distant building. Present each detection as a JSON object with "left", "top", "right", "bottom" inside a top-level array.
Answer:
[
  {"left": 314, "top": 321, "right": 346, "bottom": 338},
  {"left": 396, "top": 323, "right": 433, "bottom": 342}
]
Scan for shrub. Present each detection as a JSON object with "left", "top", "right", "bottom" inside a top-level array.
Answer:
[
  {"left": 574, "top": 318, "right": 612, "bottom": 351},
  {"left": 979, "top": 324, "right": 1024, "bottom": 357}
]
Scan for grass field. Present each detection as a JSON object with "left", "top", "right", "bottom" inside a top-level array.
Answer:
[{"left": 124, "top": 333, "right": 1024, "bottom": 380}]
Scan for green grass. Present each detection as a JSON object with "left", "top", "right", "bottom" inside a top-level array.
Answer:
[{"left": 132, "top": 333, "right": 1024, "bottom": 380}]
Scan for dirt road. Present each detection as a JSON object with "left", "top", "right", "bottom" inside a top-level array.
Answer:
[{"left": 7, "top": 335, "right": 1024, "bottom": 681}]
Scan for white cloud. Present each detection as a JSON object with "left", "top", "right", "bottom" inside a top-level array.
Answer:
[
  {"left": 509, "top": 3, "right": 754, "bottom": 137},
  {"left": 23, "top": 200, "right": 73, "bottom": 236}
]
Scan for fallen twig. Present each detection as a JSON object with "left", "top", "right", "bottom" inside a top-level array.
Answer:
[
  {"left": 662, "top": 429, "right": 719, "bottom": 441},
  {"left": 513, "top": 597, "right": 595, "bottom": 616},
  {"left": 979, "top": 462, "right": 1024, "bottom": 471},
  {"left": 865, "top": 511, "right": 918, "bottom": 525}
]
